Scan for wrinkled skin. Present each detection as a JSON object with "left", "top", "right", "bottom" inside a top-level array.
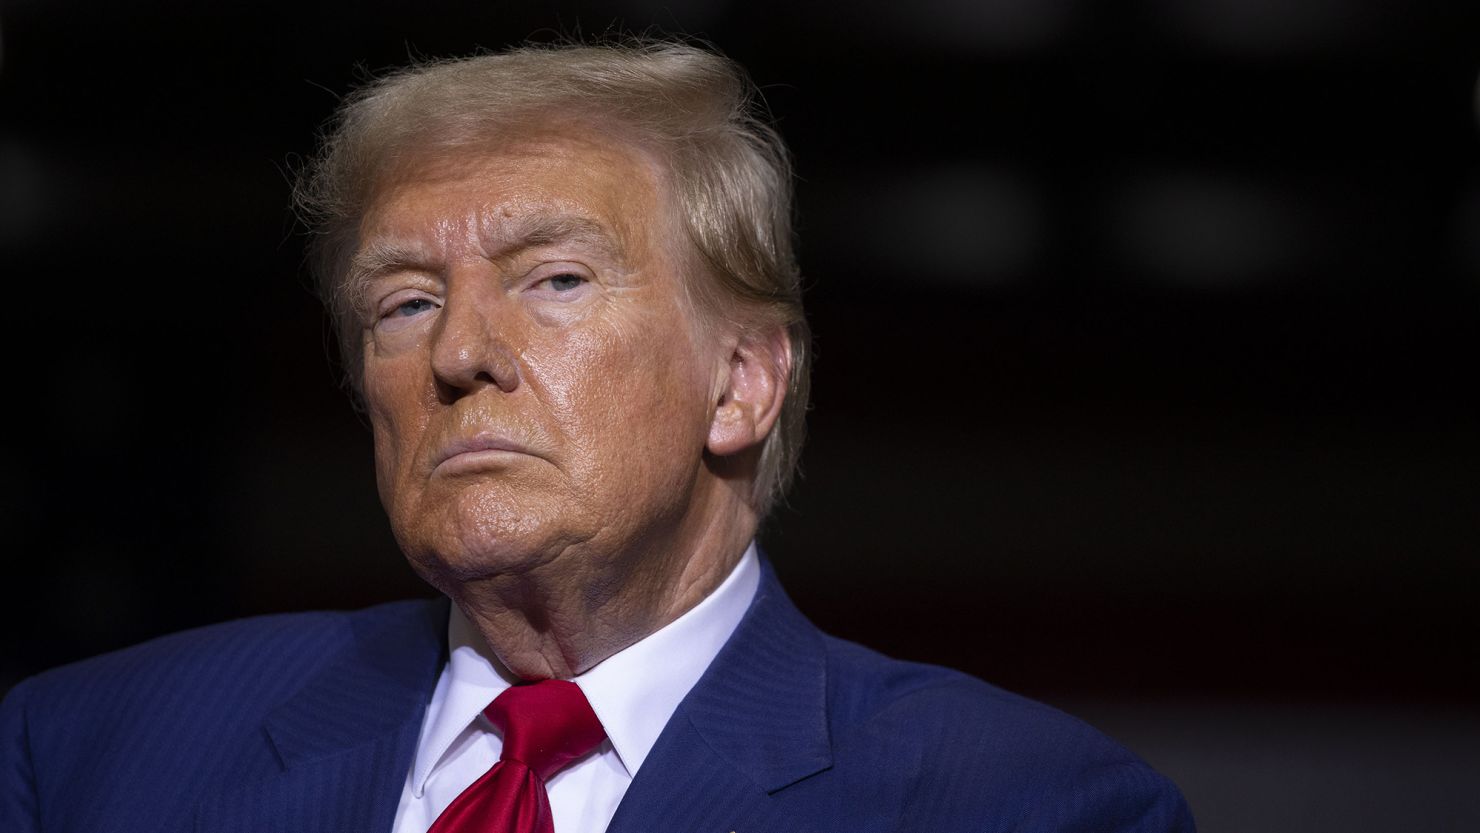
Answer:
[{"left": 355, "top": 128, "right": 787, "bottom": 679}]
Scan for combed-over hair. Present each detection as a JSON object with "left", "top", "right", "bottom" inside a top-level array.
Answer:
[{"left": 295, "top": 38, "right": 810, "bottom": 516}]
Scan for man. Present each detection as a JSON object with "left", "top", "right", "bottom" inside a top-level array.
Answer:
[{"left": 1, "top": 40, "right": 1194, "bottom": 832}]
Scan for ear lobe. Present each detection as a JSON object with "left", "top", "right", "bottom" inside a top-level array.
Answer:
[{"left": 707, "top": 327, "right": 791, "bottom": 458}]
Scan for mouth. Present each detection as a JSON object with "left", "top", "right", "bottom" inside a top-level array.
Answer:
[{"left": 432, "top": 434, "right": 535, "bottom": 475}]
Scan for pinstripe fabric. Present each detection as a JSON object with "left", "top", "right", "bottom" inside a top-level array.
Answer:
[
  {"left": 2, "top": 559, "right": 1193, "bottom": 833},
  {"left": 610, "top": 563, "right": 1196, "bottom": 833},
  {"left": 1, "top": 599, "right": 446, "bottom": 833}
]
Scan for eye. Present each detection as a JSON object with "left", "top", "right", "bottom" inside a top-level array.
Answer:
[
  {"left": 371, "top": 290, "right": 441, "bottom": 332},
  {"left": 541, "top": 273, "right": 587, "bottom": 292},
  {"left": 390, "top": 297, "right": 439, "bottom": 317}
]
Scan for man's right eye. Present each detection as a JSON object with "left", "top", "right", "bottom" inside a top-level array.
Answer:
[
  {"left": 371, "top": 293, "right": 441, "bottom": 334},
  {"left": 390, "top": 298, "right": 438, "bottom": 318}
]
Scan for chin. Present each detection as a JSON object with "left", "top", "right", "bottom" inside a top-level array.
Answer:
[{"left": 396, "top": 487, "right": 593, "bottom": 587}]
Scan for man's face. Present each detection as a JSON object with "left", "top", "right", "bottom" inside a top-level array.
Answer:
[{"left": 354, "top": 130, "right": 725, "bottom": 591}]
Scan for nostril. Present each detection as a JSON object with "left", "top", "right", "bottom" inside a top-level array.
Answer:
[{"left": 434, "top": 376, "right": 464, "bottom": 406}]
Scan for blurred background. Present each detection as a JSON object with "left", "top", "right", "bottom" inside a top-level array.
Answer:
[{"left": 2, "top": 1, "right": 1477, "bottom": 829}]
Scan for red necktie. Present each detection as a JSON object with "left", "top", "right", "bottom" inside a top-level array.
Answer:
[{"left": 427, "top": 680, "right": 607, "bottom": 833}]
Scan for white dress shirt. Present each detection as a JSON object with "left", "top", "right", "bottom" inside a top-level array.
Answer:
[{"left": 391, "top": 544, "right": 761, "bottom": 833}]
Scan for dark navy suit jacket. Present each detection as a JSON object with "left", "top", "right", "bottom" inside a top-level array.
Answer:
[{"left": 2, "top": 560, "right": 1194, "bottom": 832}]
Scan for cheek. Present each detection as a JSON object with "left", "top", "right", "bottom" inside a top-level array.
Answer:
[
  {"left": 555, "top": 319, "right": 698, "bottom": 411},
  {"left": 557, "top": 323, "right": 711, "bottom": 469},
  {"left": 362, "top": 359, "right": 428, "bottom": 498},
  {"left": 533, "top": 334, "right": 624, "bottom": 480}
]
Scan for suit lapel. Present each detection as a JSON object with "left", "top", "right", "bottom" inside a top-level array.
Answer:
[
  {"left": 192, "top": 560, "right": 829, "bottom": 833},
  {"left": 607, "top": 558, "right": 832, "bottom": 833},
  {"left": 196, "top": 598, "right": 449, "bottom": 833}
]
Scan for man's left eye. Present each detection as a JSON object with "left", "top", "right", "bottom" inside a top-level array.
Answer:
[{"left": 543, "top": 273, "right": 586, "bottom": 292}]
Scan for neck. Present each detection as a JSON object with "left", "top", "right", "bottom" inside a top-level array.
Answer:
[{"left": 449, "top": 494, "right": 756, "bottom": 680}]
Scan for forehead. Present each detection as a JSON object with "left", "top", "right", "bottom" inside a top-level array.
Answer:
[{"left": 357, "top": 130, "right": 676, "bottom": 264}]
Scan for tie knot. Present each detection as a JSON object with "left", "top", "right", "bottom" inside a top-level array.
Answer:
[{"left": 484, "top": 680, "right": 606, "bottom": 782}]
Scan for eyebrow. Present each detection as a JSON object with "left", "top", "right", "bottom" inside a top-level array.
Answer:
[
  {"left": 492, "top": 214, "right": 624, "bottom": 262},
  {"left": 344, "top": 213, "right": 627, "bottom": 312}
]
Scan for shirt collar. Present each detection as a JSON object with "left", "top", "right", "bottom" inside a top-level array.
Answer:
[
  {"left": 577, "top": 544, "right": 759, "bottom": 776},
  {"left": 409, "top": 543, "right": 760, "bottom": 796}
]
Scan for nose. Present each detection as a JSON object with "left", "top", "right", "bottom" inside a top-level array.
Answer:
[{"left": 429, "top": 289, "right": 521, "bottom": 400}]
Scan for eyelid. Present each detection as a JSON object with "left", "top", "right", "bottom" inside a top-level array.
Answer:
[
  {"left": 374, "top": 286, "right": 442, "bottom": 320},
  {"left": 362, "top": 267, "right": 440, "bottom": 305},
  {"left": 523, "top": 261, "right": 595, "bottom": 292}
]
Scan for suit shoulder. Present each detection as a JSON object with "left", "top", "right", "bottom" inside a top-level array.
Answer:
[
  {"left": 7, "top": 598, "right": 440, "bottom": 734},
  {"left": 819, "top": 635, "right": 1194, "bottom": 830},
  {"left": 822, "top": 634, "right": 1097, "bottom": 747},
  {"left": 3, "top": 598, "right": 445, "bottom": 833}
]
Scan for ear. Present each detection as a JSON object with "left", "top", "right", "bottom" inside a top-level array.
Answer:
[{"left": 707, "top": 326, "right": 791, "bottom": 458}]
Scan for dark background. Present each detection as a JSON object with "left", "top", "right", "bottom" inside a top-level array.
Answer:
[{"left": 3, "top": 1, "right": 1478, "bottom": 829}]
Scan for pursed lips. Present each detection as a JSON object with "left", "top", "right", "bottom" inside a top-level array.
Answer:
[{"left": 431, "top": 433, "right": 536, "bottom": 475}]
